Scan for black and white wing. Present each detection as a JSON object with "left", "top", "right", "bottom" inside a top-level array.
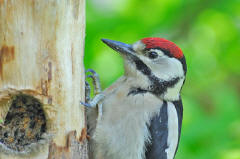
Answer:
[{"left": 145, "top": 99, "right": 183, "bottom": 159}]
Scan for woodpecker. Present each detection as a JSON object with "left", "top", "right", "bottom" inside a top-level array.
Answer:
[{"left": 82, "top": 37, "right": 187, "bottom": 159}]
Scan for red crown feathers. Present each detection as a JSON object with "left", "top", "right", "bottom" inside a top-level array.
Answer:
[{"left": 141, "top": 37, "right": 183, "bottom": 59}]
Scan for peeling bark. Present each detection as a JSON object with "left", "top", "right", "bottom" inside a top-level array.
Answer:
[{"left": 48, "top": 131, "right": 88, "bottom": 159}]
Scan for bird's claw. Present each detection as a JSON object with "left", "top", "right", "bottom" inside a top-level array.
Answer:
[
  {"left": 80, "top": 101, "right": 92, "bottom": 108},
  {"left": 81, "top": 69, "right": 103, "bottom": 119},
  {"left": 85, "top": 69, "right": 101, "bottom": 94}
]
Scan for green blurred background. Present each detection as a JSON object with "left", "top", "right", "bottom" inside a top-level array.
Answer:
[{"left": 84, "top": 0, "right": 240, "bottom": 158}]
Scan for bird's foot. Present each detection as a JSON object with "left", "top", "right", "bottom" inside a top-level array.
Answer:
[{"left": 81, "top": 69, "right": 104, "bottom": 119}]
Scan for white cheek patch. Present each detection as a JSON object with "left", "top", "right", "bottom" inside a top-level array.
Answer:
[
  {"left": 134, "top": 54, "right": 184, "bottom": 82},
  {"left": 140, "top": 55, "right": 184, "bottom": 100},
  {"left": 150, "top": 57, "right": 184, "bottom": 81}
]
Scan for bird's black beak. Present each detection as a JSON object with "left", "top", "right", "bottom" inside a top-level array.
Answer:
[{"left": 101, "top": 39, "right": 135, "bottom": 58}]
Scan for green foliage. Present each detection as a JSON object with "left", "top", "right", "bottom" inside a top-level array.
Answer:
[{"left": 85, "top": 0, "right": 240, "bottom": 158}]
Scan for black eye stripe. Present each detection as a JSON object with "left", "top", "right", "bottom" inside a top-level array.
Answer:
[
  {"left": 131, "top": 54, "right": 185, "bottom": 96},
  {"left": 134, "top": 58, "right": 152, "bottom": 76}
]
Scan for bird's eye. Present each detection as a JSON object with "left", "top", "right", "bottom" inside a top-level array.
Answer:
[{"left": 148, "top": 51, "right": 158, "bottom": 59}]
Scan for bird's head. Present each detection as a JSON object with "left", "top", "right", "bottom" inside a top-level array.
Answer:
[{"left": 102, "top": 38, "right": 187, "bottom": 101}]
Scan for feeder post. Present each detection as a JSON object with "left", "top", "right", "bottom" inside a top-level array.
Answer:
[{"left": 0, "top": 0, "right": 88, "bottom": 158}]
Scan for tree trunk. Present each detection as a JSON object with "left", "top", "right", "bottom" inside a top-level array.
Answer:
[{"left": 0, "top": 0, "right": 87, "bottom": 158}]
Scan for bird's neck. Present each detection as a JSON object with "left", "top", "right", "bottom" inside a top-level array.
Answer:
[
  {"left": 159, "top": 78, "right": 184, "bottom": 101},
  {"left": 125, "top": 74, "right": 184, "bottom": 101}
]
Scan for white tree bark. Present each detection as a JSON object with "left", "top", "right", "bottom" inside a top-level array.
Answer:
[{"left": 0, "top": 0, "right": 87, "bottom": 158}]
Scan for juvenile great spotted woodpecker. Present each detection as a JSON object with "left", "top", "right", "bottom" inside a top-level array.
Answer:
[{"left": 82, "top": 37, "right": 187, "bottom": 159}]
